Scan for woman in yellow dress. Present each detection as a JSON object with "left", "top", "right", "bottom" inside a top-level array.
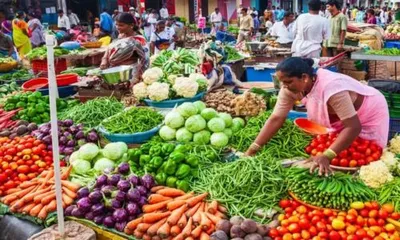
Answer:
[{"left": 12, "top": 11, "right": 32, "bottom": 58}]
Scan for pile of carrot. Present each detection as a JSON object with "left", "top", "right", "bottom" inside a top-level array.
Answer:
[
  {"left": 124, "top": 186, "right": 227, "bottom": 240},
  {"left": 0, "top": 166, "right": 80, "bottom": 220}
]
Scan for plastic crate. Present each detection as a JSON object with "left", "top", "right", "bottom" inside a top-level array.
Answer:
[
  {"left": 245, "top": 66, "right": 275, "bottom": 82},
  {"left": 31, "top": 59, "right": 67, "bottom": 76},
  {"left": 389, "top": 118, "right": 400, "bottom": 139},
  {"left": 287, "top": 110, "right": 308, "bottom": 120},
  {"left": 385, "top": 41, "right": 400, "bottom": 49},
  {"left": 38, "top": 85, "right": 77, "bottom": 98}
]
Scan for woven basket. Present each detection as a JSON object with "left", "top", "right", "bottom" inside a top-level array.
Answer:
[
  {"left": 0, "top": 61, "right": 18, "bottom": 73},
  {"left": 82, "top": 41, "right": 103, "bottom": 48}
]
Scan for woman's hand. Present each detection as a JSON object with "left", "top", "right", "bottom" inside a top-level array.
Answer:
[
  {"left": 309, "top": 154, "right": 332, "bottom": 176},
  {"left": 244, "top": 148, "right": 257, "bottom": 157},
  {"left": 100, "top": 63, "right": 107, "bottom": 70}
]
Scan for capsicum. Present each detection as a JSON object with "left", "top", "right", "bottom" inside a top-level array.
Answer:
[
  {"left": 164, "top": 159, "right": 177, "bottom": 175},
  {"left": 162, "top": 143, "right": 175, "bottom": 155},
  {"left": 149, "top": 145, "right": 162, "bottom": 157},
  {"left": 166, "top": 176, "right": 178, "bottom": 188},
  {"left": 127, "top": 149, "right": 141, "bottom": 164},
  {"left": 155, "top": 172, "right": 167, "bottom": 185},
  {"left": 169, "top": 151, "right": 185, "bottom": 163},
  {"left": 176, "top": 180, "right": 190, "bottom": 192},
  {"left": 150, "top": 156, "right": 163, "bottom": 169},
  {"left": 176, "top": 164, "right": 191, "bottom": 179},
  {"left": 140, "top": 143, "right": 152, "bottom": 154},
  {"left": 185, "top": 154, "right": 199, "bottom": 168},
  {"left": 174, "top": 144, "right": 189, "bottom": 153},
  {"left": 139, "top": 155, "right": 151, "bottom": 167}
]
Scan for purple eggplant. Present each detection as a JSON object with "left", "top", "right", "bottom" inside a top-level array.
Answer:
[
  {"left": 40, "top": 126, "right": 51, "bottom": 134},
  {"left": 96, "top": 175, "right": 108, "bottom": 188},
  {"left": 77, "top": 123, "right": 84, "bottom": 130},
  {"left": 91, "top": 203, "right": 105, "bottom": 216},
  {"left": 63, "top": 147, "right": 75, "bottom": 156},
  {"left": 66, "top": 140, "right": 75, "bottom": 147},
  {"left": 111, "top": 199, "right": 122, "bottom": 209},
  {"left": 77, "top": 187, "right": 90, "bottom": 199},
  {"left": 65, "top": 205, "right": 76, "bottom": 216},
  {"left": 128, "top": 175, "right": 139, "bottom": 187},
  {"left": 93, "top": 215, "right": 104, "bottom": 225},
  {"left": 103, "top": 216, "right": 115, "bottom": 228},
  {"left": 113, "top": 208, "right": 128, "bottom": 223},
  {"left": 63, "top": 131, "right": 72, "bottom": 139},
  {"left": 75, "top": 131, "right": 85, "bottom": 139},
  {"left": 138, "top": 196, "right": 147, "bottom": 207},
  {"left": 126, "top": 202, "right": 139, "bottom": 216},
  {"left": 59, "top": 146, "right": 65, "bottom": 154},
  {"left": 85, "top": 211, "right": 95, "bottom": 220},
  {"left": 101, "top": 185, "right": 115, "bottom": 197},
  {"left": 136, "top": 186, "right": 148, "bottom": 196},
  {"left": 77, "top": 197, "right": 92, "bottom": 212},
  {"left": 47, "top": 144, "right": 53, "bottom": 151},
  {"left": 118, "top": 162, "right": 130, "bottom": 175},
  {"left": 141, "top": 174, "right": 155, "bottom": 190},
  {"left": 69, "top": 126, "right": 78, "bottom": 134},
  {"left": 42, "top": 135, "right": 52, "bottom": 144},
  {"left": 71, "top": 207, "right": 85, "bottom": 217},
  {"left": 115, "top": 221, "right": 127, "bottom": 232},
  {"left": 108, "top": 174, "right": 121, "bottom": 186},
  {"left": 59, "top": 136, "right": 68, "bottom": 145},
  {"left": 117, "top": 180, "right": 131, "bottom": 192},
  {"left": 114, "top": 191, "right": 126, "bottom": 202},
  {"left": 87, "top": 131, "right": 99, "bottom": 142},
  {"left": 63, "top": 119, "right": 74, "bottom": 127},
  {"left": 126, "top": 189, "right": 140, "bottom": 202},
  {"left": 88, "top": 191, "right": 103, "bottom": 204}
]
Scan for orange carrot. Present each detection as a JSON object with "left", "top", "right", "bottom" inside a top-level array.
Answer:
[
  {"left": 191, "top": 225, "right": 203, "bottom": 238},
  {"left": 62, "top": 186, "right": 77, "bottom": 199},
  {"left": 157, "top": 188, "right": 185, "bottom": 197},
  {"left": 193, "top": 212, "right": 201, "bottom": 225},
  {"left": 170, "top": 226, "right": 181, "bottom": 237},
  {"left": 34, "top": 190, "right": 55, "bottom": 204},
  {"left": 200, "top": 232, "right": 210, "bottom": 240},
  {"left": 200, "top": 212, "right": 212, "bottom": 231},
  {"left": 174, "top": 192, "right": 194, "bottom": 201},
  {"left": 172, "top": 233, "right": 184, "bottom": 240},
  {"left": 2, "top": 194, "right": 18, "bottom": 205},
  {"left": 46, "top": 200, "right": 57, "bottom": 212},
  {"left": 21, "top": 203, "right": 36, "bottom": 214},
  {"left": 186, "top": 237, "right": 195, "bottom": 240},
  {"left": 185, "top": 202, "right": 201, "bottom": 217},
  {"left": 62, "top": 193, "right": 74, "bottom": 206},
  {"left": 18, "top": 180, "right": 38, "bottom": 189},
  {"left": 181, "top": 217, "right": 193, "bottom": 238},
  {"left": 157, "top": 221, "right": 171, "bottom": 239},
  {"left": 143, "top": 200, "right": 171, "bottom": 213},
  {"left": 142, "top": 234, "right": 152, "bottom": 240},
  {"left": 61, "top": 166, "right": 72, "bottom": 180},
  {"left": 207, "top": 200, "right": 218, "bottom": 214},
  {"left": 9, "top": 199, "right": 19, "bottom": 212},
  {"left": 151, "top": 186, "right": 165, "bottom": 193},
  {"left": 41, "top": 192, "right": 56, "bottom": 205},
  {"left": 39, "top": 170, "right": 54, "bottom": 189},
  {"left": 126, "top": 217, "right": 143, "bottom": 230},
  {"left": 152, "top": 236, "right": 161, "bottom": 240},
  {"left": 167, "top": 204, "right": 188, "bottom": 226},
  {"left": 147, "top": 218, "right": 167, "bottom": 236},
  {"left": 206, "top": 224, "right": 215, "bottom": 235},
  {"left": 217, "top": 204, "right": 227, "bottom": 213},
  {"left": 142, "top": 211, "right": 171, "bottom": 224},
  {"left": 215, "top": 211, "right": 226, "bottom": 219},
  {"left": 5, "top": 188, "right": 21, "bottom": 195},
  {"left": 124, "top": 227, "right": 133, "bottom": 235},
  {"left": 23, "top": 186, "right": 52, "bottom": 203},
  {"left": 177, "top": 214, "right": 187, "bottom": 229},
  {"left": 61, "top": 180, "right": 80, "bottom": 192},
  {"left": 30, "top": 204, "right": 44, "bottom": 217},
  {"left": 38, "top": 205, "right": 48, "bottom": 219},
  {"left": 10, "top": 198, "right": 27, "bottom": 210},
  {"left": 133, "top": 229, "right": 144, "bottom": 239},
  {"left": 167, "top": 200, "right": 187, "bottom": 211},
  {"left": 148, "top": 194, "right": 173, "bottom": 204},
  {"left": 186, "top": 192, "right": 208, "bottom": 207},
  {"left": 137, "top": 223, "right": 152, "bottom": 232},
  {"left": 205, "top": 212, "right": 221, "bottom": 225}
]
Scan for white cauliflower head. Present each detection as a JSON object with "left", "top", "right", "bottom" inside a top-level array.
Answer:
[
  {"left": 167, "top": 75, "right": 178, "bottom": 85},
  {"left": 147, "top": 82, "right": 170, "bottom": 101},
  {"left": 173, "top": 77, "right": 199, "bottom": 98},
  {"left": 142, "top": 67, "right": 164, "bottom": 85},
  {"left": 359, "top": 160, "right": 394, "bottom": 188},
  {"left": 390, "top": 135, "right": 400, "bottom": 154},
  {"left": 132, "top": 82, "right": 148, "bottom": 100},
  {"left": 381, "top": 148, "right": 398, "bottom": 169},
  {"left": 189, "top": 73, "right": 207, "bottom": 82}
]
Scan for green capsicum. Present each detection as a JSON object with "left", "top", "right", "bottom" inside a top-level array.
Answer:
[
  {"left": 140, "top": 143, "right": 152, "bottom": 154},
  {"left": 176, "top": 180, "right": 190, "bottom": 192},
  {"left": 162, "top": 143, "right": 175, "bottom": 155},
  {"left": 166, "top": 176, "right": 178, "bottom": 188},
  {"left": 157, "top": 161, "right": 167, "bottom": 174},
  {"left": 205, "top": 151, "right": 218, "bottom": 161},
  {"left": 169, "top": 151, "right": 185, "bottom": 163},
  {"left": 191, "top": 169, "right": 199, "bottom": 178},
  {"left": 149, "top": 145, "right": 162, "bottom": 157},
  {"left": 164, "top": 159, "right": 177, "bottom": 175},
  {"left": 150, "top": 156, "right": 163, "bottom": 169},
  {"left": 175, "top": 164, "right": 191, "bottom": 179},
  {"left": 139, "top": 155, "right": 151, "bottom": 167},
  {"left": 185, "top": 154, "right": 199, "bottom": 168},
  {"left": 174, "top": 144, "right": 189, "bottom": 153},
  {"left": 155, "top": 172, "right": 167, "bottom": 185},
  {"left": 36, "top": 103, "right": 46, "bottom": 113},
  {"left": 127, "top": 149, "right": 142, "bottom": 164}
]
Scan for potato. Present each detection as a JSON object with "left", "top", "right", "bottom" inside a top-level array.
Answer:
[
  {"left": 231, "top": 225, "right": 246, "bottom": 238},
  {"left": 232, "top": 238, "right": 244, "bottom": 240},
  {"left": 230, "top": 216, "right": 244, "bottom": 226},
  {"left": 216, "top": 219, "right": 232, "bottom": 235},
  {"left": 244, "top": 233, "right": 263, "bottom": 240},
  {"left": 256, "top": 224, "right": 270, "bottom": 237},
  {"left": 241, "top": 219, "right": 258, "bottom": 234},
  {"left": 210, "top": 230, "right": 229, "bottom": 240},
  {"left": 268, "top": 220, "right": 279, "bottom": 229}
]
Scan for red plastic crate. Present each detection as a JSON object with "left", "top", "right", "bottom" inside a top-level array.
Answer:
[{"left": 31, "top": 59, "right": 67, "bottom": 77}]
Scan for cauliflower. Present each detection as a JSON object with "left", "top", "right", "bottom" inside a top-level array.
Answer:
[
  {"left": 381, "top": 148, "right": 398, "bottom": 169},
  {"left": 132, "top": 82, "right": 148, "bottom": 100},
  {"left": 142, "top": 67, "right": 164, "bottom": 85},
  {"left": 390, "top": 135, "right": 400, "bottom": 154},
  {"left": 147, "top": 82, "right": 170, "bottom": 101},
  {"left": 359, "top": 160, "right": 394, "bottom": 188},
  {"left": 167, "top": 74, "right": 178, "bottom": 85},
  {"left": 173, "top": 77, "right": 199, "bottom": 98},
  {"left": 189, "top": 73, "right": 207, "bottom": 82}
]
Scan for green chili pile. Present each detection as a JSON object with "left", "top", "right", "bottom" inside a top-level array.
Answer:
[
  {"left": 230, "top": 111, "right": 312, "bottom": 159},
  {"left": 101, "top": 107, "right": 163, "bottom": 134},
  {"left": 59, "top": 97, "right": 124, "bottom": 128},
  {"left": 378, "top": 177, "right": 400, "bottom": 212},
  {"left": 191, "top": 155, "right": 287, "bottom": 223}
]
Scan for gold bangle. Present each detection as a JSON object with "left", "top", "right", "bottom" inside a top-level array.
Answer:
[
  {"left": 323, "top": 149, "right": 337, "bottom": 160},
  {"left": 250, "top": 142, "right": 261, "bottom": 151}
]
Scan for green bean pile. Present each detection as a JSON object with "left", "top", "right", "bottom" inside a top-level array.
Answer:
[
  {"left": 59, "top": 97, "right": 124, "bottom": 128},
  {"left": 191, "top": 155, "right": 287, "bottom": 223},
  {"left": 378, "top": 177, "right": 400, "bottom": 212},
  {"left": 101, "top": 107, "right": 163, "bottom": 134},
  {"left": 230, "top": 111, "right": 312, "bottom": 159}
]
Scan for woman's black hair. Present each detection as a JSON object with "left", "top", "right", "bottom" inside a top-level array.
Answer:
[
  {"left": 276, "top": 57, "right": 314, "bottom": 78},
  {"left": 16, "top": 11, "right": 25, "bottom": 18},
  {"left": 116, "top": 12, "right": 134, "bottom": 24}
]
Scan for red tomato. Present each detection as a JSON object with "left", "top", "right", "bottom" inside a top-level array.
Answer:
[
  {"left": 331, "top": 158, "right": 340, "bottom": 166},
  {"left": 280, "top": 200, "right": 291, "bottom": 208},
  {"left": 32, "top": 147, "right": 41, "bottom": 155},
  {"left": 329, "top": 231, "right": 341, "bottom": 240},
  {"left": 18, "top": 173, "right": 28, "bottom": 182},
  {"left": 311, "top": 149, "right": 318, "bottom": 156},
  {"left": 391, "top": 212, "right": 400, "bottom": 220},
  {"left": 357, "top": 145, "right": 367, "bottom": 153},
  {"left": 299, "top": 219, "right": 311, "bottom": 229},
  {"left": 352, "top": 152, "right": 361, "bottom": 160},
  {"left": 316, "top": 222, "right": 327, "bottom": 232},
  {"left": 33, "top": 140, "right": 41, "bottom": 146},
  {"left": 24, "top": 142, "right": 33, "bottom": 149},
  {"left": 339, "top": 150, "right": 349, "bottom": 158},
  {"left": 285, "top": 207, "right": 294, "bottom": 214},
  {"left": 30, "top": 165, "right": 39, "bottom": 172},
  {"left": 371, "top": 153, "right": 380, "bottom": 161},
  {"left": 369, "top": 210, "right": 378, "bottom": 218},
  {"left": 318, "top": 231, "right": 329, "bottom": 239},
  {"left": 340, "top": 159, "right": 349, "bottom": 167},
  {"left": 365, "top": 148, "right": 372, "bottom": 156},
  {"left": 346, "top": 214, "right": 357, "bottom": 224},
  {"left": 288, "top": 223, "right": 301, "bottom": 233},
  {"left": 305, "top": 146, "right": 312, "bottom": 154},
  {"left": 356, "top": 216, "right": 365, "bottom": 227},
  {"left": 3, "top": 180, "right": 16, "bottom": 190},
  {"left": 356, "top": 229, "right": 367, "bottom": 238},
  {"left": 368, "top": 218, "right": 377, "bottom": 227},
  {"left": 301, "top": 230, "right": 311, "bottom": 240},
  {"left": 6, "top": 147, "right": 17, "bottom": 156},
  {"left": 323, "top": 209, "right": 334, "bottom": 217},
  {"left": 38, "top": 144, "right": 47, "bottom": 151},
  {"left": 277, "top": 226, "right": 290, "bottom": 236},
  {"left": 378, "top": 210, "right": 388, "bottom": 219},
  {"left": 349, "top": 160, "right": 358, "bottom": 167},
  {"left": 317, "top": 144, "right": 326, "bottom": 152},
  {"left": 309, "top": 226, "right": 317, "bottom": 237},
  {"left": 270, "top": 229, "right": 279, "bottom": 238},
  {"left": 371, "top": 202, "right": 380, "bottom": 210},
  {"left": 358, "top": 159, "right": 366, "bottom": 166},
  {"left": 0, "top": 173, "right": 7, "bottom": 183},
  {"left": 376, "top": 219, "right": 385, "bottom": 227},
  {"left": 291, "top": 201, "right": 301, "bottom": 208},
  {"left": 311, "top": 216, "right": 321, "bottom": 225},
  {"left": 17, "top": 165, "right": 29, "bottom": 174},
  {"left": 4, "top": 169, "right": 12, "bottom": 176}
]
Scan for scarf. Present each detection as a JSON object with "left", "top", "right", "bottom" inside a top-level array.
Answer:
[{"left": 1, "top": 20, "right": 12, "bottom": 34}]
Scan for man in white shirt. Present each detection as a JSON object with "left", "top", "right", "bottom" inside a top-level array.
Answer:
[
  {"left": 150, "top": 20, "right": 176, "bottom": 55},
  {"left": 58, "top": 9, "right": 71, "bottom": 31},
  {"left": 237, "top": 4, "right": 243, "bottom": 24},
  {"left": 210, "top": 8, "right": 223, "bottom": 34},
  {"left": 269, "top": 11, "right": 295, "bottom": 45},
  {"left": 291, "top": 0, "right": 330, "bottom": 58},
  {"left": 67, "top": 9, "right": 79, "bottom": 27},
  {"left": 160, "top": 4, "right": 169, "bottom": 20}
]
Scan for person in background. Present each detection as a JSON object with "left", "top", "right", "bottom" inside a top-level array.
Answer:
[
  {"left": 277, "top": 7, "right": 285, "bottom": 21},
  {"left": 150, "top": 20, "right": 175, "bottom": 55},
  {"left": 387, "top": 8, "right": 393, "bottom": 24},
  {"left": 58, "top": 9, "right": 70, "bottom": 31},
  {"left": 251, "top": 13, "right": 260, "bottom": 34},
  {"left": 98, "top": 31, "right": 111, "bottom": 46},
  {"left": 356, "top": 7, "right": 365, "bottom": 23},
  {"left": 292, "top": 0, "right": 330, "bottom": 58},
  {"left": 379, "top": 7, "right": 387, "bottom": 24},
  {"left": 87, "top": 10, "right": 94, "bottom": 32},
  {"left": 366, "top": 9, "right": 377, "bottom": 24},
  {"left": 252, "top": 7, "right": 258, "bottom": 17},
  {"left": 1, "top": 18, "right": 12, "bottom": 38},
  {"left": 100, "top": 9, "right": 114, "bottom": 34},
  {"left": 237, "top": 7, "right": 253, "bottom": 43},
  {"left": 351, "top": 6, "right": 358, "bottom": 20},
  {"left": 210, "top": 8, "right": 223, "bottom": 35},
  {"left": 323, "top": 0, "right": 347, "bottom": 57},
  {"left": 12, "top": 11, "right": 31, "bottom": 58},
  {"left": 93, "top": 21, "right": 101, "bottom": 37},
  {"left": 27, "top": 12, "right": 44, "bottom": 48},
  {"left": 0, "top": 31, "right": 17, "bottom": 59},
  {"left": 160, "top": 4, "right": 169, "bottom": 20},
  {"left": 144, "top": 9, "right": 158, "bottom": 41},
  {"left": 269, "top": 11, "right": 295, "bottom": 45},
  {"left": 67, "top": 9, "right": 80, "bottom": 27},
  {"left": 237, "top": 4, "right": 244, "bottom": 24},
  {"left": 342, "top": 3, "right": 350, "bottom": 19},
  {"left": 112, "top": 9, "right": 119, "bottom": 21},
  {"left": 216, "top": 24, "right": 236, "bottom": 43},
  {"left": 264, "top": 11, "right": 274, "bottom": 31},
  {"left": 129, "top": 7, "right": 141, "bottom": 25}
]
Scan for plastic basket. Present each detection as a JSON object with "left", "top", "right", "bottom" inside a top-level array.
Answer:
[
  {"left": 144, "top": 92, "right": 205, "bottom": 108},
  {"left": 31, "top": 59, "right": 67, "bottom": 76},
  {"left": 389, "top": 118, "right": 400, "bottom": 139},
  {"left": 0, "top": 61, "right": 18, "bottom": 73},
  {"left": 99, "top": 125, "right": 160, "bottom": 144},
  {"left": 38, "top": 85, "right": 77, "bottom": 98},
  {"left": 287, "top": 110, "right": 308, "bottom": 120},
  {"left": 82, "top": 41, "right": 103, "bottom": 48}
]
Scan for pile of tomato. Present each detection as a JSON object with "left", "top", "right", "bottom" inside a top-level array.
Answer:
[
  {"left": 0, "top": 135, "right": 58, "bottom": 195},
  {"left": 305, "top": 133, "right": 383, "bottom": 167},
  {"left": 269, "top": 199, "right": 400, "bottom": 240}
]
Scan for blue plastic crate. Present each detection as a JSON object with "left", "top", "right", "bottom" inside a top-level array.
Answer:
[
  {"left": 385, "top": 41, "right": 400, "bottom": 49},
  {"left": 389, "top": 118, "right": 400, "bottom": 139},
  {"left": 245, "top": 66, "right": 275, "bottom": 82},
  {"left": 287, "top": 110, "right": 308, "bottom": 120},
  {"left": 144, "top": 92, "right": 205, "bottom": 108},
  {"left": 99, "top": 125, "right": 160, "bottom": 144},
  {"left": 38, "top": 85, "right": 77, "bottom": 98}
]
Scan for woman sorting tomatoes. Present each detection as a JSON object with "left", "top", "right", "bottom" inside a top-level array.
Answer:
[{"left": 245, "top": 57, "right": 389, "bottom": 176}]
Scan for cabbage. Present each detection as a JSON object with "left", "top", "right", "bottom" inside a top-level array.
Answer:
[
  {"left": 72, "top": 159, "right": 91, "bottom": 174},
  {"left": 93, "top": 150, "right": 105, "bottom": 162},
  {"left": 69, "top": 151, "right": 80, "bottom": 165},
  {"left": 207, "top": 118, "right": 226, "bottom": 133},
  {"left": 116, "top": 142, "right": 128, "bottom": 154},
  {"left": 103, "top": 143, "right": 125, "bottom": 161},
  {"left": 165, "top": 111, "right": 185, "bottom": 129},
  {"left": 193, "top": 101, "right": 206, "bottom": 113},
  {"left": 232, "top": 117, "right": 245, "bottom": 132},
  {"left": 218, "top": 113, "right": 233, "bottom": 127},
  {"left": 185, "top": 115, "right": 206, "bottom": 133},
  {"left": 79, "top": 143, "right": 100, "bottom": 161},
  {"left": 223, "top": 128, "right": 233, "bottom": 138},
  {"left": 177, "top": 102, "right": 198, "bottom": 119},
  {"left": 193, "top": 130, "right": 211, "bottom": 144},
  {"left": 201, "top": 108, "right": 218, "bottom": 121},
  {"left": 93, "top": 158, "right": 115, "bottom": 172},
  {"left": 210, "top": 132, "right": 229, "bottom": 148},
  {"left": 159, "top": 126, "right": 177, "bottom": 141},
  {"left": 176, "top": 128, "right": 193, "bottom": 143}
]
